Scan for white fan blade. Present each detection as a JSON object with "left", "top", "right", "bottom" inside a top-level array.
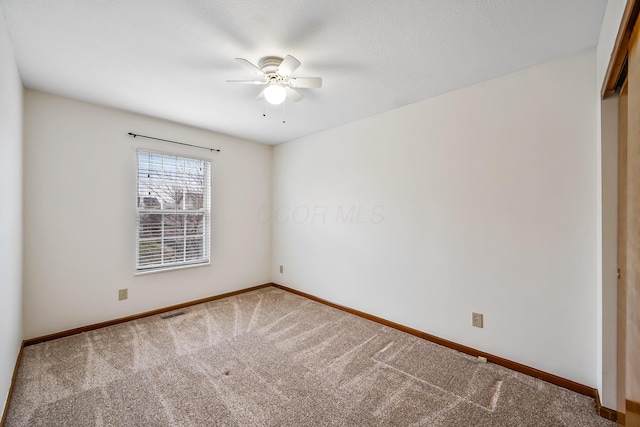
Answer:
[
  {"left": 289, "top": 77, "right": 322, "bottom": 88},
  {"left": 285, "top": 87, "right": 304, "bottom": 102},
  {"left": 226, "top": 79, "right": 267, "bottom": 85},
  {"left": 256, "top": 88, "right": 266, "bottom": 100},
  {"left": 235, "top": 58, "right": 265, "bottom": 76},
  {"left": 277, "top": 55, "right": 301, "bottom": 77}
]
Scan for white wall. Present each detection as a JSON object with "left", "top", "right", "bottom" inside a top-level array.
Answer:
[
  {"left": 0, "top": 4, "right": 23, "bottom": 417},
  {"left": 595, "top": 0, "right": 627, "bottom": 409},
  {"left": 272, "top": 50, "right": 599, "bottom": 386},
  {"left": 23, "top": 90, "right": 272, "bottom": 338}
]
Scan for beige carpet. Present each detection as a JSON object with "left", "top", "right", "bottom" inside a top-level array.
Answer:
[{"left": 5, "top": 287, "right": 614, "bottom": 426}]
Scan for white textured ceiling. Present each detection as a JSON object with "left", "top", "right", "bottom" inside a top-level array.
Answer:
[{"left": 1, "top": 0, "right": 606, "bottom": 144}]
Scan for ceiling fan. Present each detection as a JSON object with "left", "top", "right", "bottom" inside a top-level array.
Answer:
[{"left": 227, "top": 55, "right": 322, "bottom": 105}]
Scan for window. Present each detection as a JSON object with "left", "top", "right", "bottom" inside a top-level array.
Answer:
[{"left": 136, "top": 150, "right": 211, "bottom": 272}]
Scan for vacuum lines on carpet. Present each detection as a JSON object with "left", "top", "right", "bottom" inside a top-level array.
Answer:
[{"left": 4, "top": 287, "right": 614, "bottom": 426}]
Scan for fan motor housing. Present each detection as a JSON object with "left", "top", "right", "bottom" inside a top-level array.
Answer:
[{"left": 258, "top": 56, "right": 283, "bottom": 74}]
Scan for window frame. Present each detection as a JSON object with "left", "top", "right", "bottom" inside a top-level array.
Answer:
[{"left": 135, "top": 149, "right": 212, "bottom": 274}]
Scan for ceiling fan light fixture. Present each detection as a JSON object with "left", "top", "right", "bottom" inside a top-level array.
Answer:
[
  {"left": 264, "top": 83, "right": 286, "bottom": 105},
  {"left": 229, "top": 55, "right": 322, "bottom": 108}
]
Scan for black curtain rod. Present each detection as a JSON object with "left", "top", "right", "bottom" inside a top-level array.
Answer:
[{"left": 128, "top": 132, "right": 221, "bottom": 152}]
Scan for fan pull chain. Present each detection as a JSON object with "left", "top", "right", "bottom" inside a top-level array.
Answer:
[{"left": 282, "top": 101, "right": 286, "bottom": 124}]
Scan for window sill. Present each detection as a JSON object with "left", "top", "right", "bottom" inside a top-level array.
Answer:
[{"left": 134, "top": 261, "right": 211, "bottom": 276}]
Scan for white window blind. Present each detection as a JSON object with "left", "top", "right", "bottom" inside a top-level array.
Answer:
[{"left": 136, "top": 150, "right": 211, "bottom": 272}]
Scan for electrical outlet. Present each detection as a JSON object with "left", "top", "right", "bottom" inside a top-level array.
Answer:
[
  {"left": 472, "top": 312, "right": 483, "bottom": 328},
  {"left": 118, "top": 289, "right": 128, "bottom": 301},
  {"left": 279, "top": 265, "right": 284, "bottom": 274}
]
